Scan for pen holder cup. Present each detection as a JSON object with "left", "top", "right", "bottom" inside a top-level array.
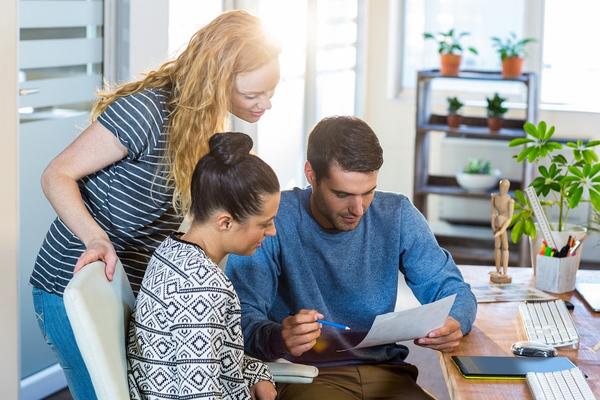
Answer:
[{"left": 535, "top": 254, "right": 581, "bottom": 294}]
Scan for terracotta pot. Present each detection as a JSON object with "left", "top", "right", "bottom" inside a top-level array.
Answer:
[
  {"left": 487, "top": 117, "right": 502, "bottom": 131},
  {"left": 447, "top": 114, "right": 462, "bottom": 128},
  {"left": 502, "top": 56, "right": 523, "bottom": 79},
  {"left": 440, "top": 54, "right": 462, "bottom": 76}
]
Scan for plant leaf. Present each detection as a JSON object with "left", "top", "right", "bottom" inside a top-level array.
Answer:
[
  {"left": 568, "top": 186, "right": 583, "bottom": 208},
  {"left": 527, "top": 147, "right": 540, "bottom": 162},
  {"left": 583, "top": 149, "right": 598, "bottom": 163},
  {"left": 511, "top": 219, "right": 524, "bottom": 243},
  {"left": 552, "top": 154, "right": 568, "bottom": 164},
  {"left": 523, "top": 122, "right": 538, "bottom": 138},
  {"left": 514, "top": 189, "right": 527, "bottom": 204},
  {"left": 568, "top": 166, "right": 584, "bottom": 178},
  {"left": 524, "top": 218, "right": 536, "bottom": 236},
  {"left": 537, "top": 121, "right": 547, "bottom": 139},
  {"left": 516, "top": 147, "right": 534, "bottom": 162},
  {"left": 585, "top": 140, "right": 600, "bottom": 148},
  {"left": 509, "top": 137, "right": 533, "bottom": 147},
  {"left": 590, "top": 189, "right": 600, "bottom": 212}
]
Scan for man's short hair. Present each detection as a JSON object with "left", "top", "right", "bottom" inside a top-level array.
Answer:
[{"left": 307, "top": 116, "right": 384, "bottom": 181}]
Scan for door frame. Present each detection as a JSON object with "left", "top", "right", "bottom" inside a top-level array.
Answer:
[{"left": 0, "top": 0, "right": 20, "bottom": 398}]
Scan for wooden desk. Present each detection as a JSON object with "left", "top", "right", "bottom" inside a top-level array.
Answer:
[{"left": 440, "top": 265, "right": 600, "bottom": 400}]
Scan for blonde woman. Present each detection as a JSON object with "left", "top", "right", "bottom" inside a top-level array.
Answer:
[{"left": 29, "top": 10, "right": 280, "bottom": 400}]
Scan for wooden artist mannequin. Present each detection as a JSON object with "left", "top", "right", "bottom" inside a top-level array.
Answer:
[{"left": 490, "top": 178, "right": 514, "bottom": 284}]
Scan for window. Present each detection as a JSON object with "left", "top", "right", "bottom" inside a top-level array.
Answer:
[
  {"left": 401, "top": 0, "right": 526, "bottom": 90},
  {"left": 541, "top": 0, "right": 600, "bottom": 112},
  {"left": 168, "top": 0, "right": 223, "bottom": 56},
  {"left": 253, "top": 0, "right": 363, "bottom": 188},
  {"left": 399, "top": 0, "right": 600, "bottom": 113}
]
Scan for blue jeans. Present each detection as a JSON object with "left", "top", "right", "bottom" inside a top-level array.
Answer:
[{"left": 32, "top": 287, "right": 97, "bottom": 400}]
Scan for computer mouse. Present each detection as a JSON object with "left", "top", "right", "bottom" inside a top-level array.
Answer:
[
  {"left": 511, "top": 341, "right": 558, "bottom": 357},
  {"left": 564, "top": 300, "right": 574, "bottom": 311}
]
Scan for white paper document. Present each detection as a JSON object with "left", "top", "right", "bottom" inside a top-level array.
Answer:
[{"left": 340, "top": 294, "right": 456, "bottom": 351}]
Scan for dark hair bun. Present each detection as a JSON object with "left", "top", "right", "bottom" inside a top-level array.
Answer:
[{"left": 208, "top": 132, "right": 253, "bottom": 165}]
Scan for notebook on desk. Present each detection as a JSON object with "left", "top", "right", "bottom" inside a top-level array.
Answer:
[
  {"left": 576, "top": 283, "right": 600, "bottom": 312},
  {"left": 451, "top": 355, "right": 576, "bottom": 380}
]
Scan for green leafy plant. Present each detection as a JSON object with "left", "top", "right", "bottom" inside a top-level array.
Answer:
[
  {"left": 463, "top": 159, "right": 492, "bottom": 175},
  {"left": 491, "top": 32, "right": 536, "bottom": 60},
  {"left": 508, "top": 121, "right": 600, "bottom": 243},
  {"left": 447, "top": 96, "right": 464, "bottom": 115},
  {"left": 423, "top": 29, "right": 478, "bottom": 55},
  {"left": 486, "top": 93, "right": 508, "bottom": 118}
]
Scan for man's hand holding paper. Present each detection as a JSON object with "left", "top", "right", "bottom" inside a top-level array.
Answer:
[
  {"left": 415, "top": 316, "right": 463, "bottom": 352},
  {"left": 339, "top": 294, "right": 457, "bottom": 351}
]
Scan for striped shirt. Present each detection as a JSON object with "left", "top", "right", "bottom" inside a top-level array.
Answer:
[
  {"left": 127, "top": 234, "right": 273, "bottom": 400},
  {"left": 30, "top": 88, "right": 183, "bottom": 295}
]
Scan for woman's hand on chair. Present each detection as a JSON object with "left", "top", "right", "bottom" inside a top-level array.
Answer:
[
  {"left": 74, "top": 236, "right": 119, "bottom": 281},
  {"left": 250, "top": 380, "right": 276, "bottom": 400}
]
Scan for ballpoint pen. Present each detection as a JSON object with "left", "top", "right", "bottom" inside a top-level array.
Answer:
[
  {"left": 317, "top": 319, "right": 351, "bottom": 331},
  {"left": 289, "top": 312, "right": 352, "bottom": 330}
]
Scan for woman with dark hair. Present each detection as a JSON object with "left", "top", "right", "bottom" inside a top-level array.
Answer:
[{"left": 127, "top": 132, "right": 280, "bottom": 400}]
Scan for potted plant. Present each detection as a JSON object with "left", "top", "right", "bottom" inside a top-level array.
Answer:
[
  {"left": 423, "top": 29, "right": 478, "bottom": 76},
  {"left": 486, "top": 93, "right": 508, "bottom": 131},
  {"left": 508, "top": 121, "right": 600, "bottom": 258},
  {"left": 456, "top": 159, "right": 501, "bottom": 192},
  {"left": 491, "top": 32, "right": 536, "bottom": 79},
  {"left": 446, "top": 96, "right": 464, "bottom": 128}
]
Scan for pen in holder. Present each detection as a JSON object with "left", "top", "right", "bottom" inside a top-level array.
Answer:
[{"left": 535, "top": 250, "right": 581, "bottom": 294}]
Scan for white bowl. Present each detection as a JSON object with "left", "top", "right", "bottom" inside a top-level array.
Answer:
[{"left": 456, "top": 169, "right": 501, "bottom": 192}]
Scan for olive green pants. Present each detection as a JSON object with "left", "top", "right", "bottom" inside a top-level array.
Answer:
[{"left": 277, "top": 364, "right": 435, "bottom": 400}]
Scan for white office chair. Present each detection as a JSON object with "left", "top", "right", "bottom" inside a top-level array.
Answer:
[
  {"left": 64, "top": 261, "right": 135, "bottom": 400},
  {"left": 64, "top": 260, "right": 317, "bottom": 400}
]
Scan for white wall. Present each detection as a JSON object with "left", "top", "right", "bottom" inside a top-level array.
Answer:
[
  {"left": 129, "top": 0, "right": 170, "bottom": 79},
  {"left": 364, "top": 0, "right": 416, "bottom": 197},
  {"left": 0, "top": 0, "right": 20, "bottom": 398}
]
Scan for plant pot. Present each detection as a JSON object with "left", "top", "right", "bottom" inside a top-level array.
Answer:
[
  {"left": 501, "top": 56, "right": 524, "bottom": 79},
  {"left": 456, "top": 169, "right": 501, "bottom": 192},
  {"left": 440, "top": 54, "right": 461, "bottom": 76},
  {"left": 447, "top": 114, "right": 462, "bottom": 128},
  {"left": 528, "top": 224, "right": 587, "bottom": 272},
  {"left": 487, "top": 117, "right": 502, "bottom": 131}
]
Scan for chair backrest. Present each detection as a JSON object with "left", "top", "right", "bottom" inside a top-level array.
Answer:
[{"left": 64, "top": 260, "right": 135, "bottom": 400}]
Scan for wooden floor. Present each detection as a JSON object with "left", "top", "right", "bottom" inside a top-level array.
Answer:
[{"left": 42, "top": 347, "right": 450, "bottom": 400}]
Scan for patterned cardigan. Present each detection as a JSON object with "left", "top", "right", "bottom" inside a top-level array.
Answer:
[{"left": 127, "top": 234, "right": 273, "bottom": 400}]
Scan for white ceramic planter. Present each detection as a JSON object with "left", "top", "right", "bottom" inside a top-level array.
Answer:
[{"left": 456, "top": 169, "right": 501, "bottom": 192}]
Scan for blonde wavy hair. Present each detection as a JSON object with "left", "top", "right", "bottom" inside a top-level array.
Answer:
[{"left": 91, "top": 10, "right": 279, "bottom": 214}]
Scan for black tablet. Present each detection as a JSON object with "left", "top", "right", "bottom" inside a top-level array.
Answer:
[{"left": 451, "top": 355, "right": 576, "bottom": 379}]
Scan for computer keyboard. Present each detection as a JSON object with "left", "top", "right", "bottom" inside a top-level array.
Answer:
[
  {"left": 527, "top": 367, "right": 596, "bottom": 400},
  {"left": 518, "top": 299, "right": 579, "bottom": 348}
]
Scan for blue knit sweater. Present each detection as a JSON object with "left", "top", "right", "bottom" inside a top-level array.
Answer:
[{"left": 226, "top": 188, "right": 477, "bottom": 367}]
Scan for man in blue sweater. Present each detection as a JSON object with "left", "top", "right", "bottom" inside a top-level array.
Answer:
[{"left": 226, "top": 116, "right": 477, "bottom": 399}]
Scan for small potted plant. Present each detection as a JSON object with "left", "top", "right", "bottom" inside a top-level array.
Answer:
[
  {"left": 486, "top": 93, "right": 508, "bottom": 131},
  {"left": 423, "top": 29, "right": 478, "bottom": 76},
  {"left": 508, "top": 121, "right": 600, "bottom": 262},
  {"left": 446, "top": 96, "right": 464, "bottom": 128},
  {"left": 456, "top": 159, "right": 501, "bottom": 192},
  {"left": 491, "top": 33, "right": 536, "bottom": 79}
]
